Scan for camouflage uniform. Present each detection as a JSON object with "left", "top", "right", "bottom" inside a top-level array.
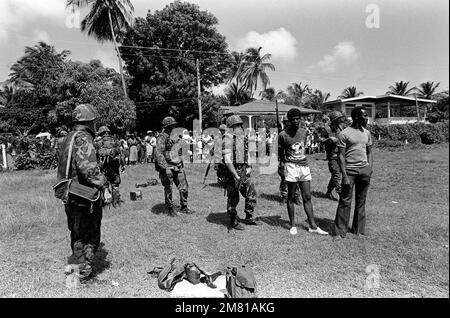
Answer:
[
  {"left": 222, "top": 130, "right": 257, "bottom": 223},
  {"left": 95, "top": 133, "right": 123, "bottom": 203},
  {"left": 155, "top": 124, "right": 189, "bottom": 214},
  {"left": 57, "top": 125, "right": 106, "bottom": 279}
]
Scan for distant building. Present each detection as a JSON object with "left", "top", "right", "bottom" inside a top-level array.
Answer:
[
  {"left": 322, "top": 94, "right": 437, "bottom": 125},
  {"left": 221, "top": 100, "right": 322, "bottom": 130}
]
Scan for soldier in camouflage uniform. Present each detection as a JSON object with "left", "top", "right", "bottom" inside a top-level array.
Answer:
[
  {"left": 56, "top": 103, "right": 107, "bottom": 282},
  {"left": 95, "top": 126, "right": 124, "bottom": 207},
  {"left": 322, "top": 110, "right": 346, "bottom": 201},
  {"left": 155, "top": 116, "right": 194, "bottom": 216},
  {"left": 223, "top": 115, "right": 260, "bottom": 230}
]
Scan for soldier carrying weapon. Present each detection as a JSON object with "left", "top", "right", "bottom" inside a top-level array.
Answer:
[
  {"left": 222, "top": 115, "right": 260, "bottom": 230},
  {"left": 155, "top": 116, "right": 194, "bottom": 216},
  {"left": 95, "top": 126, "right": 124, "bottom": 207}
]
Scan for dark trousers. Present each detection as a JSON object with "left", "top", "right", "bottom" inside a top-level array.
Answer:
[
  {"left": 159, "top": 168, "right": 189, "bottom": 210},
  {"left": 226, "top": 176, "right": 257, "bottom": 219},
  {"left": 327, "top": 159, "right": 341, "bottom": 194},
  {"left": 334, "top": 166, "right": 372, "bottom": 237},
  {"left": 65, "top": 200, "right": 103, "bottom": 267},
  {"left": 278, "top": 165, "right": 288, "bottom": 199}
]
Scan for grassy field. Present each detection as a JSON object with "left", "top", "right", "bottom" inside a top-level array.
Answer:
[{"left": 0, "top": 144, "right": 448, "bottom": 298}]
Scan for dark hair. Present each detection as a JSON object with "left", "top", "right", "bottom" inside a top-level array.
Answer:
[
  {"left": 287, "top": 108, "right": 302, "bottom": 119},
  {"left": 351, "top": 106, "right": 366, "bottom": 119}
]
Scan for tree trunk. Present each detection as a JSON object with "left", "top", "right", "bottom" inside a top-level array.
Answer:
[{"left": 108, "top": 10, "right": 128, "bottom": 99}]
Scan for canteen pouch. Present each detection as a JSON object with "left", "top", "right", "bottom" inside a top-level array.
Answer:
[
  {"left": 69, "top": 181, "right": 100, "bottom": 202},
  {"left": 53, "top": 178, "right": 71, "bottom": 203},
  {"left": 226, "top": 265, "right": 257, "bottom": 298}
]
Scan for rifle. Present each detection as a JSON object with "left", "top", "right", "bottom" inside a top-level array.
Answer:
[
  {"left": 202, "top": 157, "right": 214, "bottom": 188},
  {"left": 275, "top": 100, "right": 281, "bottom": 135}
]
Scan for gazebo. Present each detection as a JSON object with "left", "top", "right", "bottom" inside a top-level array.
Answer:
[
  {"left": 322, "top": 94, "right": 437, "bottom": 124},
  {"left": 221, "top": 100, "right": 322, "bottom": 130}
]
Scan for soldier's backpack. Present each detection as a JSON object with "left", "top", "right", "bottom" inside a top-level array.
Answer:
[
  {"left": 225, "top": 265, "right": 257, "bottom": 298},
  {"left": 97, "top": 136, "right": 120, "bottom": 164},
  {"left": 148, "top": 258, "right": 222, "bottom": 291}
]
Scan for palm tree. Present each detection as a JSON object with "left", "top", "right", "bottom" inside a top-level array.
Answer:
[
  {"left": 417, "top": 81, "right": 441, "bottom": 119},
  {"left": 286, "top": 82, "right": 311, "bottom": 105},
  {"left": 225, "top": 82, "right": 251, "bottom": 106},
  {"left": 259, "top": 87, "right": 276, "bottom": 101},
  {"left": 315, "top": 89, "right": 331, "bottom": 105},
  {"left": 227, "top": 51, "right": 245, "bottom": 87},
  {"left": 338, "top": 86, "right": 364, "bottom": 99},
  {"left": 386, "top": 81, "right": 416, "bottom": 96},
  {"left": 239, "top": 47, "right": 275, "bottom": 97},
  {"left": 417, "top": 81, "right": 440, "bottom": 99},
  {"left": 66, "top": 0, "right": 134, "bottom": 98}
]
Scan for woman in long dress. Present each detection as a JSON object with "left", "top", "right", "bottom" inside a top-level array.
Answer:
[{"left": 128, "top": 135, "right": 138, "bottom": 165}]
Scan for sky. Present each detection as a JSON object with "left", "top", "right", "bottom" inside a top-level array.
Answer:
[{"left": 0, "top": 0, "right": 448, "bottom": 100}]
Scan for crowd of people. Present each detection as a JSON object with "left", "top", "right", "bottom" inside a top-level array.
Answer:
[{"left": 53, "top": 103, "right": 373, "bottom": 286}]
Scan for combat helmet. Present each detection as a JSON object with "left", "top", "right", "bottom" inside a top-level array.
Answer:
[
  {"left": 226, "top": 115, "right": 244, "bottom": 128},
  {"left": 72, "top": 104, "right": 98, "bottom": 122},
  {"left": 162, "top": 116, "right": 178, "bottom": 128},
  {"left": 328, "top": 110, "right": 345, "bottom": 123},
  {"left": 98, "top": 126, "right": 110, "bottom": 135}
]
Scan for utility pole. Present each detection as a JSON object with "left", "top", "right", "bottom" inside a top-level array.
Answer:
[
  {"left": 415, "top": 93, "right": 420, "bottom": 122},
  {"left": 196, "top": 59, "right": 202, "bottom": 131}
]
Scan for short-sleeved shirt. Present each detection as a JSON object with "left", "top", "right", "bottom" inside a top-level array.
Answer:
[
  {"left": 337, "top": 127, "right": 372, "bottom": 169},
  {"left": 278, "top": 127, "right": 308, "bottom": 166}
]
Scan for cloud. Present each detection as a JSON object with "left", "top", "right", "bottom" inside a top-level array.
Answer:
[
  {"left": 94, "top": 50, "right": 119, "bottom": 71},
  {"left": 32, "top": 30, "right": 51, "bottom": 43},
  {"left": 234, "top": 27, "right": 298, "bottom": 62},
  {"left": 0, "top": 0, "right": 66, "bottom": 40},
  {"left": 317, "top": 41, "right": 360, "bottom": 72}
]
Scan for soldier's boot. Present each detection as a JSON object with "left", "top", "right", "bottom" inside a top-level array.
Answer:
[
  {"left": 243, "top": 213, "right": 261, "bottom": 226},
  {"left": 112, "top": 188, "right": 124, "bottom": 207},
  {"left": 78, "top": 263, "right": 93, "bottom": 283},
  {"left": 229, "top": 216, "right": 245, "bottom": 230},
  {"left": 180, "top": 206, "right": 195, "bottom": 214}
]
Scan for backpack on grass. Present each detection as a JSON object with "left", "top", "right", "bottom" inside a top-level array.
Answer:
[{"left": 225, "top": 265, "right": 257, "bottom": 298}]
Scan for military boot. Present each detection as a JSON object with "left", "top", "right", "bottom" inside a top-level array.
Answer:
[{"left": 230, "top": 216, "right": 245, "bottom": 230}]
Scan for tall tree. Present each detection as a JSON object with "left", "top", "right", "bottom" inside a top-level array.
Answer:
[
  {"left": 285, "top": 82, "right": 311, "bottom": 105},
  {"left": 260, "top": 87, "right": 276, "bottom": 101},
  {"left": 338, "top": 86, "right": 364, "bottom": 99},
  {"left": 239, "top": 47, "right": 275, "bottom": 97},
  {"left": 386, "top": 81, "right": 416, "bottom": 96},
  {"left": 227, "top": 51, "right": 245, "bottom": 87},
  {"left": 302, "top": 89, "right": 331, "bottom": 109},
  {"left": 66, "top": 0, "right": 134, "bottom": 98},
  {"left": 120, "top": 1, "right": 232, "bottom": 130},
  {"left": 224, "top": 82, "right": 251, "bottom": 106},
  {"left": 417, "top": 81, "right": 440, "bottom": 99},
  {"left": 416, "top": 81, "right": 441, "bottom": 120}
]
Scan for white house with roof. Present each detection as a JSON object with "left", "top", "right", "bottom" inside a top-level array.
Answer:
[
  {"left": 322, "top": 94, "right": 437, "bottom": 124},
  {"left": 221, "top": 100, "right": 322, "bottom": 130}
]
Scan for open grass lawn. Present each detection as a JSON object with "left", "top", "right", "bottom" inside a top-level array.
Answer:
[{"left": 0, "top": 144, "right": 448, "bottom": 298}]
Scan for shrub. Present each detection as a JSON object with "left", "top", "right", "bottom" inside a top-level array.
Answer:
[
  {"left": 14, "top": 154, "right": 38, "bottom": 170},
  {"left": 368, "top": 121, "right": 449, "bottom": 146}
]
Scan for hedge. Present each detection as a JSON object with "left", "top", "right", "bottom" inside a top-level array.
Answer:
[{"left": 368, "top": 121, "right": 449, "bottom": 145}]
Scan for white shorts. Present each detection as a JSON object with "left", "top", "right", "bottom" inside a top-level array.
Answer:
[{"left": 285, "top": 163, "right": 312, "bottom": 182}]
